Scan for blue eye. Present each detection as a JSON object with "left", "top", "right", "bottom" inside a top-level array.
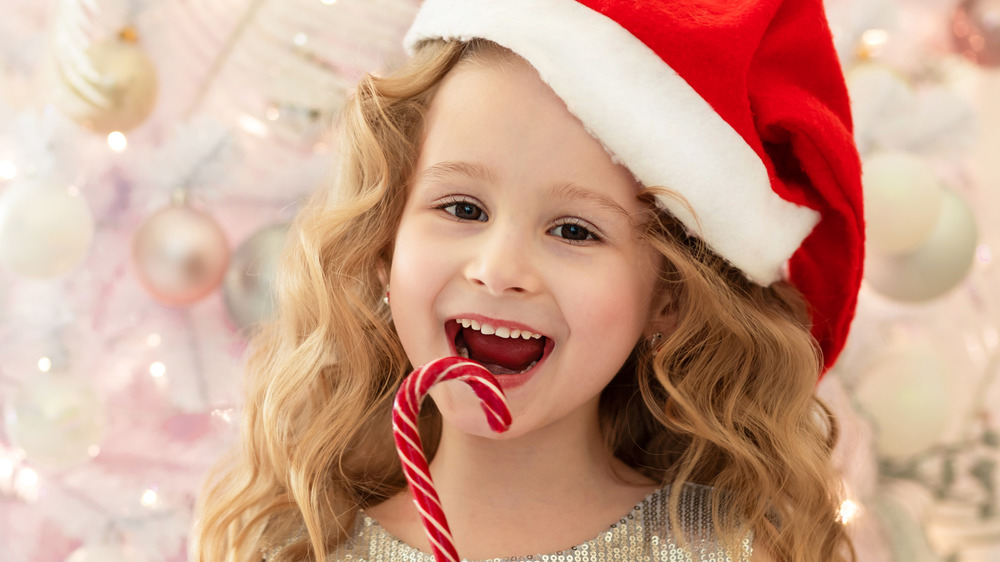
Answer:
[
  {"left": 550, "top": 221, "right": 599, "bottom": 242},
  {"left": 439, "top": 199, "right": 487, "bottom": 221}
]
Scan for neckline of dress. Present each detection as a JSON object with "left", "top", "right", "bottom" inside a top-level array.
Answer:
[{"left": 357, "top": 484, "right": 669, "bottom": 560}]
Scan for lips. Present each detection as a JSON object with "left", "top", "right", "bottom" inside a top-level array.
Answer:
[{"left": 446, "top": 317, "right": 551, "bottom": 376}]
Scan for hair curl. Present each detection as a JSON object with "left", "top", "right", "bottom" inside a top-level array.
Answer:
[{"left": 193, "top": 39, "right": 855, "bottom": 562}]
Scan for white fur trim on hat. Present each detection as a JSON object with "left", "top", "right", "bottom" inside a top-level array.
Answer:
[{"left": 404, "top": 0, "right": 821, "bottom": 285}]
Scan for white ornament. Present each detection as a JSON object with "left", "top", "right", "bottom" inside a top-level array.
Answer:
[
  {"left": 4, "top": 372, "right": 105, "bottom": 470},
  {"left": 863, "top": 151, "right": 945, "bottom": 257},
  {"left": 853, "top": 345, "right": 954, "bottom": 459},
  {"left": 847, "top": 62, "right": 914, "bottom": 155},
  {"left": 865, "top": 189, "right": 977, "bottom": 302},
  {"left": 0, "top": 181, "right": 95, "bottom": 278}
]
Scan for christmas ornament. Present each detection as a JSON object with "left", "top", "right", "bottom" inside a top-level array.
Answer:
[
  {"left": 393, "top": 357, "right": 511, "bottom": 562},
  {"left": 871, "top": 483, "right": 940, "bottom": 562},
  {"left": 51, "top": 30, "right": 158, "bottom": 134},
  {"left": 846, "top": 62, "right": 914, "bottom": 155},
  {"left": 853, "top": 345, "right": 954, "bottom": 459},
  {"left": 66, "top": 544, "right": 146, "bottom": 562},
  {"left": 845, "top": 60, "right": 978, "bottom": 157},
  {"left": 865, "top": 189, "right": 978, "bottom": 302},
  {"left": 222, "top": 223, "right": 289, "bottom": 330},
  {"left": 132, "top": 204, "right": 229, "bottom": 306},
  {"left": 0, "top": 181, "right": 94, "bottom": 278},
  {"left": 952, "top": 0, "right": 1000, "bottom": 68},
  {"left": 4, "top": 371, "right": 105, "bottom": 470},
  {"left": 862, "top": 151, "right": 945, "bottom": 257}
]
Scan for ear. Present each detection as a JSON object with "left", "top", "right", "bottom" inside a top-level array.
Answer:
[
  {"left": 644, "top": 285, "right": 678, "bottom": 339},
  {"left": 376, "top": 259, "right": 389, "bottom": 287}
]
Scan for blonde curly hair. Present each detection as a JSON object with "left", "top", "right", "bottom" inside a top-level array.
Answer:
[{"left": 193, "top": 39, "right": 855, "bottom": 562}]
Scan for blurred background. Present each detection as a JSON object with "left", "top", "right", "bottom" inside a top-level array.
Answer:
[{"left": 0, "top": 0, "right": 997, "bottom": 560}]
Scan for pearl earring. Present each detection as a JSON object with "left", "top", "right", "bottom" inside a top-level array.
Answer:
[
  {"left": 382, "top": 285, "right": 390, "bottom": 306},
  {"left": 648, "top": 332, "right": 663, "bottom": 347}
]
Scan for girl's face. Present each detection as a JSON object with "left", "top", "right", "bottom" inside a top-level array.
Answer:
[{"left": 389, "top": 56, "right": 663, "bottom": 439}]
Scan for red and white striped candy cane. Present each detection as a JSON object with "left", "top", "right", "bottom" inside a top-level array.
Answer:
[{"left": 392, "top": 356, "right": 512, "bottom": 562}]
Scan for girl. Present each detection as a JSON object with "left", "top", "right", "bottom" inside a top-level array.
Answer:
[{"left": 195, "top": 1, "right": 864, "bottom": 560}]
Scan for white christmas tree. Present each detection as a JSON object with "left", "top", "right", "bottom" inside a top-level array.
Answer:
[
  {"left": 0, "top": 1, "right": 417, "bottom": 560},
  {"left": 1, "top": 0, "right": 999, "bottom": 561}
]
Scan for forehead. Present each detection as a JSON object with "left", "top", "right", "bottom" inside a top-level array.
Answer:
[{"left": 418, "top": 57, "right": 640, "bottom": 198}]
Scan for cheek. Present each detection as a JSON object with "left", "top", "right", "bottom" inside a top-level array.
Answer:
[
  {"left": 575, "top": 261, "right": 657, "bottom": 334},
  {"left": 388, "top": 217, "right": 459, "bottom": 366}
]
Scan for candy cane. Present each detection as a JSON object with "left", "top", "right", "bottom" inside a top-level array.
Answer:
[{"left": 392, "top": 357, "right": 512, "bottom": 562}]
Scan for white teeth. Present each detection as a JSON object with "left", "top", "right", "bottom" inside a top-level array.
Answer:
[
  {"left": 455, "top": 318, "right": 543, "bottom": 340},
  {"left": 519, "top": 360, "right": 537, "bottom": 374},
  {"left": 458, "top": 346, "right": 470, "bottom": 359}
]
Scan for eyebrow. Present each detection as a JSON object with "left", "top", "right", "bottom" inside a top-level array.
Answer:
[
  {"left": 550, "top": 182, "right": 631, "bottom": 219},
  {"left": 415, "top": 161, "right": 499, "bottom": 185},
  {"left": 416, "top": 160, "right": 631, "bottom": 218}
]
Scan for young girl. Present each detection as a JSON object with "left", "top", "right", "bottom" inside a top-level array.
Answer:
[{"left": 194, "top": 1, "right": 864, "bottom": 560}]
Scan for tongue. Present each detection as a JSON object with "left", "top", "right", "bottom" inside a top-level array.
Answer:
[{"left": 463, "top": 328, "right": 544, "bottom": 372}]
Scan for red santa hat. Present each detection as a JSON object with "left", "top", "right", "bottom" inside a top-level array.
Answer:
[{"left": 403, "top": 0, "right": 865, "bottom": 374}]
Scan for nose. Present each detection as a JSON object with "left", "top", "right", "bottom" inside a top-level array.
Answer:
[{"left": 463, "top": 222, "right": 541, "bottom": 295}]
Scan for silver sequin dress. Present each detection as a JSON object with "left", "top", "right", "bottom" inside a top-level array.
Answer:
[{"left": 320, "top": 483, "right": 753, "bottom": 561}]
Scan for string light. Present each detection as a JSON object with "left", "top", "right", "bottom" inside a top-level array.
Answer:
[
  {"left": 862, "top": 29, "right": 889, "bottom": 48},
  {"left": 14, "top": 467, "right": 40, "bottom": 502},
  {"left": 67, "top": 184, "right": 80, "bottom": 197},
  {"left": 838, "top": 499, "right": 860, "bottom": 524},
  {"left": 238, "top": 114, "right": 269, "bottom": 138},
  {"left": 211, "top": 408, "right": 234, "bottom": 424},
  {"left": 266, "top": 106, "right": 280, "bottom": 121},
  {"left": 87, "top": 445, "right": 101, "bottom": 458},
  {"left": 146, "top": 333, "right": 162, "bottom": 347},
  {"left": 140, "top": 488, "right": 159, "bottom": 507},
  {"left": 38, "top": 357, "right": 52, "bottom": 372},
  {"left": 0, "top": 160, "right": 16, "bottom": 180},
  {"left": 107, "top": 131, "right": 128, "bottom": 152},
  {"left": 294, "top": 32, "right": 308, "bottom": 46},
  {"left": 149, "top": 362, "right": 166, "bottom": 378},
  {"left": 320, "top": 0, "right": 336, "bottom": 5},
  {"left": 859, "top": 29, "right": 889, "bottom": 59}
]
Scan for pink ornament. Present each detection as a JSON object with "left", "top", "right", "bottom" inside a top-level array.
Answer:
[
  {"left": 132, "top": 205, "right": 229, "bottom": 306},
  {"left": 952, "top": 0, "right": 1000, "bottom": 67},
  {"left": 393, "top": 357, "right": 511, "bottom": 562}
]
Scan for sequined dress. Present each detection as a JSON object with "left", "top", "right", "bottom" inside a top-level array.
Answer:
[{"left": 309, "top": 483, "right": 752, "bottom": 561}]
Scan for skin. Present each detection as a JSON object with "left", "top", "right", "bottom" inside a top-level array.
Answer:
[{"left": 371, "top": 56, "right": 775, "bottom": 561}]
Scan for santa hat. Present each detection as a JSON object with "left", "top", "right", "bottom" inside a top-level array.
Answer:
[{"left": 403, "top": 0, "right": 865, "bottom": 374}]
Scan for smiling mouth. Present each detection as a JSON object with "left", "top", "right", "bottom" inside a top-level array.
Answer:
[{"left": 448, "top": 318, "right": 550, "bottom": 376}]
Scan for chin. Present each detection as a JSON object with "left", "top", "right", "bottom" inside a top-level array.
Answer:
[{"left": 430, "top": 384, "right": 532, "bottom": 440}]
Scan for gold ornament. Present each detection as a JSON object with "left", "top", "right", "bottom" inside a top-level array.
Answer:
[{"left": 51, "top": 28, "right": 158, "bottom": 134}]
